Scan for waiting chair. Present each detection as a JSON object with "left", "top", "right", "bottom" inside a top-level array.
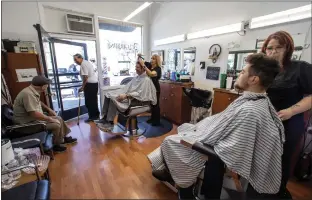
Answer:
[
  {"left": 1, "top": 164, "right": 50, "bottom": 200},
  {"left": 1, "top": 104, "right": 54, "bottom": 159}
]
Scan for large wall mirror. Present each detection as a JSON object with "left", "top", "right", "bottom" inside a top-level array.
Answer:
[
  {"left": 227, "top": 50, "right": 257, "bottom": 72},
  {"left": 182, "top": 47, "right": 196, "bottom": 75},
  {"left": 166, "top": 48, "right": 181, "bottom": 71}
]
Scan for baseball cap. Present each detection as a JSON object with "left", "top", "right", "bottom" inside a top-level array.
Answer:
[{"left": 31, "top": 75, "right": 51, "bottom": 86}]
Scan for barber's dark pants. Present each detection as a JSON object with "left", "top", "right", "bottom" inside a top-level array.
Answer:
[
  {"left": 278, "top": 118, "right": 304, "bottom": 197},
  {"left": 84, "top": 83, "right": 100, "bottom": 119},
  {"left": 151, "top": 92, "right": 160, "bottom": 123}
]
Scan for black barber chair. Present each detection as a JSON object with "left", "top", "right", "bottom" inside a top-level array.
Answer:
[
  {"left": 179, "top": 139, "right": 277, "bottom": 200},
  {"left": 1, "top": 104, "right": 54, "bottom": 159},
  {"left": 99, "top": 77, "right": 151, "bottom": 137},
  {"left": 183, "top": 88, "right": 212, "bottom": 123}
]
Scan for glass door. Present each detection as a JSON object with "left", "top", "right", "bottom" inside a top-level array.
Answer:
[
  {"left": 34, "top": 24, "right": 61, "bottom": 115},
  {"left": 35, "top": 24, "right": 88, "bottom": 120},
  {"left": 49, "top": 38, "right": 88, "bottom": 120}
]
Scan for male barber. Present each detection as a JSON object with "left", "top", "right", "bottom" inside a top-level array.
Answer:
[
  {"left": 74, "top": 54, "right": 100, "bottom": 122},
  {"left": 13, "top": 76, "right": 77, "bottom": 153}
]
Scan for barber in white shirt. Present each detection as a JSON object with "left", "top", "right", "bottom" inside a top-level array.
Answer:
[{"left": 74, "top": 54, "right": 100, "bottom": 122}]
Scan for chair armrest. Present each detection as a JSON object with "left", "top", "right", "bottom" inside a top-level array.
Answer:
[
  {"left": 180, "top": 139, "right": 218, "bottom": 158},
  {"left": 6, "top": 122, "right": 47, "bottom": 138},
  {"left": 7, "top": 122, "right": 46, "bottom": 131}
]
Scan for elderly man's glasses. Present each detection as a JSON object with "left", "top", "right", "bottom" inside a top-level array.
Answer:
[{"left": 265, "top": 46, "right": 285, "bottom": 53}]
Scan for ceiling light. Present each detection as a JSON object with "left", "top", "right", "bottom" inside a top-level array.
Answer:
[
  {"left": 187, "top": 23, "right": 244, "bottom": 40},
  {"left": 154, "top": 34, "right": 186, "bottom": 46},
  {"left": 250, "top": 4, "right": 311, "bottom": 29},
  {"left": 123, "top": 2, "right": 152, "bottom": 22}
]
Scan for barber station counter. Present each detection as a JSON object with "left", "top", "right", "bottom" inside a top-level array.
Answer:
[
  {"left": 159, "top": 80, "right": 194, "bottom": 124},
  {"left": 211, "top": 88, "right": 240, "bottom": 115}
]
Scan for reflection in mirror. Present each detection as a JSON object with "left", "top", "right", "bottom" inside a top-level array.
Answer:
[
  {"left": 227, "top": 53, "right": 235, "bottom": 70},
  {"left": 183, "top": 47, "right": 196, "bottom": 75},
  {"left": 237, "top": 52, "right": 254, "bottom": 70},
  {"left": 166, "top": 49, "right": 181, "bottom": 72}
]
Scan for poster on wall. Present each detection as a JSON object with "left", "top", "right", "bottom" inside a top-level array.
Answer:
[{"left": 15, "top": 68, "right": 38, "bottom": 82}]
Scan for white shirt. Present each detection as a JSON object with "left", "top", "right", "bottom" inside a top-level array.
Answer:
[{"left": 80, "top": 60, "right": 98, "bottom": 83}]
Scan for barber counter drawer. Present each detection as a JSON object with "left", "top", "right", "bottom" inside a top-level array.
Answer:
[
  {"left": 211, "top": 88, "right": 240, "bottom": 115},
  {"left": 159, "top": 81, "right": 193, "bottom": 125}
]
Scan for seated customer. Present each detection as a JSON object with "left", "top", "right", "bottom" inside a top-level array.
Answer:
[
  {"left": 148, "top": 53, "right": 284, "bottom": 195},
  {"left": 13, "top": 76, "right": 77, "bottom": 153},
  {"left": 97, "top": 62, "right": 157, "bottom": 130}
]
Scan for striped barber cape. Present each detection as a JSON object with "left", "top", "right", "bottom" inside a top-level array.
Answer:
[{"left": 148, "top": 92, "right": 285, "bottom": 194}]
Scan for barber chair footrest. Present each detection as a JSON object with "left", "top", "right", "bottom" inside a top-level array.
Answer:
[{"left": 123, "top": 128, "right": 146, "bottom": 138}]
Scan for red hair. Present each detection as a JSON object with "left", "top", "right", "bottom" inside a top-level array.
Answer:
[{"left": 261, "top": 31, "right": 294, "bottom": 66}]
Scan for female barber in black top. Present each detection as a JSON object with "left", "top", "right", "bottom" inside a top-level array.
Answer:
[
  {"left": 138, "top": 54, "right": 162, "bottom": 126},
  {"left": 262, "top": 31, "right": 312, "bottom": 198}
]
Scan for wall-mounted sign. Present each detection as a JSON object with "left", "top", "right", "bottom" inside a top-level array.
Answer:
[
  {"left": 107, "top": 41, "right": 138, "bottom": 52},
  {"left": 206, "top": 66, "right": 220, "bottom": 80}
]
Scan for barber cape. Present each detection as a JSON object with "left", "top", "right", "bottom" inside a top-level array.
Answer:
[
  {"left": 148, "top": 92, "right": 285, "bottom": 194},
  {"left": 105, "top": 73, "right": 157, "bottom": 112}
]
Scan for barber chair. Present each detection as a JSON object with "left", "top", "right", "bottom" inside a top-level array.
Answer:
[
  {"left": 115, "top": 103, "right": 151, "bottom": 137},
  {"left": 182, "top": 88, "right": 212, "bottom": 123},
  {"left": 152, "top": 139, "right": 273, "bottom": 200},
  {"left": 1, "top": 104, "right": 54, "bottom": 160},
  {"left": 97, "top": 77, "right": 151, "bottom": 138}
]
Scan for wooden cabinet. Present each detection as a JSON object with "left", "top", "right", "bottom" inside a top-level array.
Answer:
[
  {"left": 159, "top": 81, "right": 193, "bottom": 124},
  {"left": 211, "top": 88, "right": 240, "bottom": 115},
  {"left": 1, "top": 53, "right": 49, "bottom": 105}
]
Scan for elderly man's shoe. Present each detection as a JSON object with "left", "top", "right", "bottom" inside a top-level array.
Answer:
[
  {"left": 63, "top": 136, "right": 77, "bottom": 144},
  {"left": 53, "top": 145, "right": 67, "bottom": 153}
]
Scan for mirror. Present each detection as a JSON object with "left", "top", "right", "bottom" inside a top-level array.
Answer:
[
  {"left": 166, "top": 48, "right": 181, "bottom": 71},
  {"left": 183, "top": 47, "right": 196, "bottom": 75},
  {"left": 227, "top": 53, "right": 235, "bottom": 70},
  {"left": 227, "top": 50, "right": 257, "bottom": 71}
]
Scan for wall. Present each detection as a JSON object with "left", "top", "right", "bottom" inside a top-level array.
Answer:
[
  {"left": 2, "top": 2, "right": 41, "bottom": 51},
  {"left": 2, "top": 2, "right": 150, "bottom": 58},
  {"left": 150, "top": 2, "right": 312, "bottom": 90}
]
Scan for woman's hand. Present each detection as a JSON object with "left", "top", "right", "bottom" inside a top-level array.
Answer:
[
  {"left": 116, "top": 94, "right": 127, "bottom": 102},
  {"left": 278, "top": 108, "right": 293, "bottom": 121},
  {"left": 138, "top": 58, "right": 145, "bottom": 67}
]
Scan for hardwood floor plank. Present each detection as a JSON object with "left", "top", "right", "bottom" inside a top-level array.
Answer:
[{"left": 49, "top": 119, "right": 311, "bottom": 199}]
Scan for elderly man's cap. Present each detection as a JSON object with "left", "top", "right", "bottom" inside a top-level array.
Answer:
[{"left": 31, "top": 75, "right": 51, "bottom": 86}]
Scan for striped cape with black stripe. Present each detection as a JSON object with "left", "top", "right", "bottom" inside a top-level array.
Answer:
[{"left": 148, "top": 92, "right": 285, "bottom": 194}]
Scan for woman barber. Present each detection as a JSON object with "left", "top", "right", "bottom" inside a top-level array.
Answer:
[
  {"left": 262, "top": 31, "right": 312, "bottom": 198},
  {"left": 138, "top": 54, "right": 162, "bottom": 126}
]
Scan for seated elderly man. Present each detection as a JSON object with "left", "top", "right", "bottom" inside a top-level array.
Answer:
[
  {"left": 148, "top": 53, "right": 285, "bottom": 198},
  {"left": 13, "top": 76, "right": 77, "bottom": 153},
  {"left": 97, "top": 61, "right": 157, "bottom": 131}
]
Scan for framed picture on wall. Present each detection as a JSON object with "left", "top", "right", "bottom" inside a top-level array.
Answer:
[{"left": 151, "top": 50, "right": 165, "bottom": 65}]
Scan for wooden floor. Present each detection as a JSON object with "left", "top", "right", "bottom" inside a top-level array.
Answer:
[{"left": 49, "top": 117, "right": 312, "bottom": 199}]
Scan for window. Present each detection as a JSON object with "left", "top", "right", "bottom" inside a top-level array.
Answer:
[{"left": 99, "top": 18, "right": 142, "bottom": 86}]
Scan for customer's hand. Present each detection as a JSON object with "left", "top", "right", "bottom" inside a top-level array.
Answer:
[
  {"left": 278, "top": 108, "right": 293, "bottom": 121},
  {"left": 78, "top": 87, "right": 84, "bottom": 93},
  {"left": 117, "top": 94, "right": 127, "bottom": 102},
  {"left": 48, "top": 109, "right": 57, "bottom": 116},
  {"left": 48, "top": 117, "right": 59, "bottom": 124}
]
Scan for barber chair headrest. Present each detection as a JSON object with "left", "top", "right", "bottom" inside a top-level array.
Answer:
[
  {"left": 1, "top": 104, "right": 14, "bottom": 127},
  {"left": 183, "top": 88, "right": 212, "bottom": 108},
  {"left": 120, "top": 77, "right": 134, "bottom": 85}
]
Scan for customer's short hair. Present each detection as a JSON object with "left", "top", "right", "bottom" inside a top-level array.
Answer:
[
  {"left": 74, "top": 53, "right": 83, "bottom": 59},
  {"left": 246, "top": 53, "right": 280, "bottom": 89}
]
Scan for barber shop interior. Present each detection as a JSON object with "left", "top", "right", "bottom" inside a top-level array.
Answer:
[{"left": 1, "top": 1, "right": 312, "bottom": 199}]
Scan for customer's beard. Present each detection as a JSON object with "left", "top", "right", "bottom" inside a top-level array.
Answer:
[{"left": 234, "top": 83, "right": 245, "bottom": 93}]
